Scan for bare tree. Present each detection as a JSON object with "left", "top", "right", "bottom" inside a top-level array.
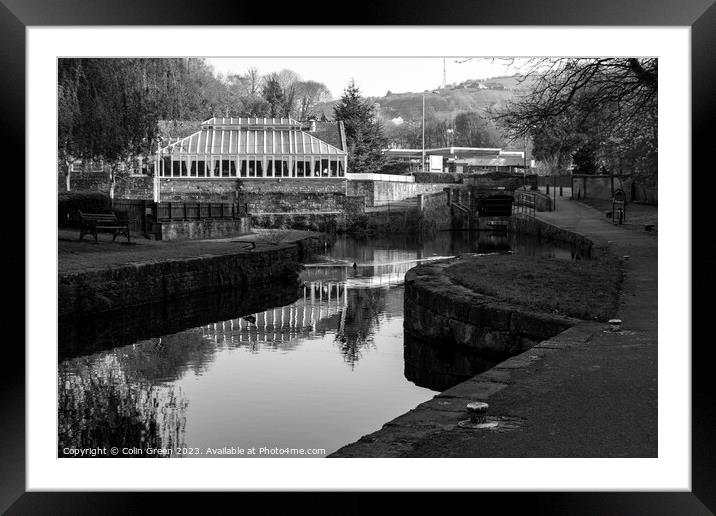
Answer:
[
  {"left": 495, "top": 58, "right": 657, "bottom": 138},
  {"left": 295, "top": 80, "right": 331, "bottom": 120},
  {"left": 493, "top": 58, "right": 657, "bottom": 181}
]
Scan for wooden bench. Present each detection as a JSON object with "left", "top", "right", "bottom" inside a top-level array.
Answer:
[{"left": 78, "top": 211, "right": 131, "bottom": 243}]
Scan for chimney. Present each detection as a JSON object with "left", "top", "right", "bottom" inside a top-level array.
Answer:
[{"left": 309, "top": 118, "right": 317, "bottom": 132}]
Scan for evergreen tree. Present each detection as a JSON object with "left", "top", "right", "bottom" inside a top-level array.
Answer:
[
  {"left": 262, "top": 75, "right": 286, "bottom": 117},
  {"left": 572, "top": 143, "right": 599, "bottom": 174},
  {"left": 333, "top": 80, "right": 387, "bottom": 173}
]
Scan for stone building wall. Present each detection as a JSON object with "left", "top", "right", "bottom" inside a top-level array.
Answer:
[
  {"left": 115, "top": 176, "right": 154, "bottom": 200},
  {"left": 346, "top": 180, "right": 447, "bottom": 207},
  {"left": 239, "top": 178, "right": 347, "bottom": 195},
  {"left": 158, "top": 179, "right": 241, "bottom": 202}
]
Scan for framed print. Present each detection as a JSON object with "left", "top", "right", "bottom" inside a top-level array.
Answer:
[{"left": 5, "top": 0, "right": 713, "bottom": 512}]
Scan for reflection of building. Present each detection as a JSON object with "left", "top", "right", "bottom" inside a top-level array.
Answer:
[{"left": 201, "top": 281, "right": 349, "bottom": 346}]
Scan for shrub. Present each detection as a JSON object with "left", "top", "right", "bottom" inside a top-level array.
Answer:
[{"left": 58, "top": 191, "right": 111, "bottom": 228}]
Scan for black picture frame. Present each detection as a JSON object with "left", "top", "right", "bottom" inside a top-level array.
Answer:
[{"left": 5, "top": 0, "right": 712, "bottom": 513}]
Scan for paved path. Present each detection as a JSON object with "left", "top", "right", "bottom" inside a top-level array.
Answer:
[{"left": 331, "top": 198, "right": 658, "bottom": 457}]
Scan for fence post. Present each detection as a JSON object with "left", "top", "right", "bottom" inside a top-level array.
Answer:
[{"left": 142, "top": 200, "right": 147, "bottom": 234}]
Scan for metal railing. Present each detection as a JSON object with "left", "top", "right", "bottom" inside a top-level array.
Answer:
[
  {"left": 346, "top": 173, "right": 415, "bottom": 183},
  {"left": 110, "top": 199, "right": 248, "bottom": 234},
  {"left": 155, "top": 202, "right": 246, "bottom": 221},
  {"left": 513, "top": 192, "right": 536, "bottom": 218}
]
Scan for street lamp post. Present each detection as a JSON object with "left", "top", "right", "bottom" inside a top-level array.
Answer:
[
  {"left": 422, "top": 93, "right": 425, "bottom": 172},
  {"left": 523, "top": 135, "right": 528, "bottom": 188},
  {"left": 422, "top": 90, "right": 439, "bottom": 173}
]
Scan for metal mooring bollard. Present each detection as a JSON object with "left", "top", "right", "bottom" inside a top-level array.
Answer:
[{"left": 458, "top": 401, "right": 499, "bottom": 429}]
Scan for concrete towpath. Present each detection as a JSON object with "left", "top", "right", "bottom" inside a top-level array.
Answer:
[{"left": 330, "top": 198, "right": 658, "bottom": 457}]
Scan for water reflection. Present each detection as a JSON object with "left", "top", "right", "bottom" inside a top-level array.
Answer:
[
  {"left": 403, "top": 334, "right": 505, "bottom": 392},
  {"left": 59, "top": 283, "right": 302, "bottom": 362},
  {"left": 58, "top": 231, "right": 582, "bottom": 457}
]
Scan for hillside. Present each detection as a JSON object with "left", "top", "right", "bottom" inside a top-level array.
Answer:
[{"left": 313, "top": 74, "right": 532, "bottom": 124}]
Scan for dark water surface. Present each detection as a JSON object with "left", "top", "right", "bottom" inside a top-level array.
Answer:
[{"left": 58, "top": 231, "right": 583, "bottom": 457}]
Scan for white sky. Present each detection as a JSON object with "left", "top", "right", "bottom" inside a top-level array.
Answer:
[{"left": 205, "top": 57, "right": 522, "bottom": 99}]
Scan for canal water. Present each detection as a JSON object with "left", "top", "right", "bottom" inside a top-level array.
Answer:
[{"left": 58, "top": 231, "right": 583, "bottom": 458}]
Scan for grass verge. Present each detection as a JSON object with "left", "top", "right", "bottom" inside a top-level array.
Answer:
[{"left": 445, "top": 253, "right": 623, "bottom": 321}]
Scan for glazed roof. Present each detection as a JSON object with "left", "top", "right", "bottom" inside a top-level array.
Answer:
[{"left": 159, "top": 117, "right": 346, "bottom": 156}]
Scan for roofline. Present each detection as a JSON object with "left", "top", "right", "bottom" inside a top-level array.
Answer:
[
  {"left": 158, "top": 125, "right": 347, "bottom": 155},
  {"left": 384, "top": 147, "right": 505, "bottom": 153}
]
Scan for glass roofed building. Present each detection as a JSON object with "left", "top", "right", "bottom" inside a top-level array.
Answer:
[{"left": 157, "top": 117, "right": 348, "bottom": 179}]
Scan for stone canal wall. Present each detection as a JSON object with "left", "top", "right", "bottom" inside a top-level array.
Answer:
[
  {"left": 511, "top": 213, "right": 602, "bottom": 257},
  {"left": 154, "top": 217, "right": 251, "bottom": 241},
  {"left": 404, "top": 261, "right": 577, "bottom": 355},
  {"left": 58, "top": 235, "right": 328, "bottom": 318}
]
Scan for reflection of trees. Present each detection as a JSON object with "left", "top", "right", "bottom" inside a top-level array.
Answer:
[
  {"left": 58, "top": 356, "right": 187, "bottom": 456},
  {"left": 115, "top": 331, "right": 217, "bottom": 383},
  {"left": 334, "top": 287, "right": 385, "bottom": 368}
]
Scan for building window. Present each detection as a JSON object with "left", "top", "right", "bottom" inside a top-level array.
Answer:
[
  {"left": 266, "top": 158, "right": 274, "bottom": 177},
  {"left": 213, "top": 160, "right": 221, "bottom": 176},
  {"left": 240, "top": 159, "right": 247, "bottom": 177},
  {"left": 197, "top": 160, "right": 206, "bottom": 177},
  {"left": 256, "top": 159, "right": 264, "bottom": 178},
  {"left": 313, "top": 158, "right": 321, "bottom": 177},
  {"left": 172, "top": 160, "right": 181, "bottom": 177},
  {"left": 338, "top": 159, "right": 345, "bottom": 176},
  {"left": 248, "top": 158, "right": 256, "bottom": 177},
  {"left": 296, "top": 159, "right": 305, "bottom": 177},
  {"left": 221, "top": 159, "right": 231, "bottom": 177},
  {"left": 330, "top": 158, "right": 338, "bottom": 177},
  {"left": 321, "top": 158, "right": 329, "bottom": 177},
  {"left": 181, "top": 160, "right": 189, "bottom": 176},
  {"left": 162, "top": 157, "right": 171, "bottom": 177},
  {"left": 281, "top": 157, "right": 289, "bottom": 177}
]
